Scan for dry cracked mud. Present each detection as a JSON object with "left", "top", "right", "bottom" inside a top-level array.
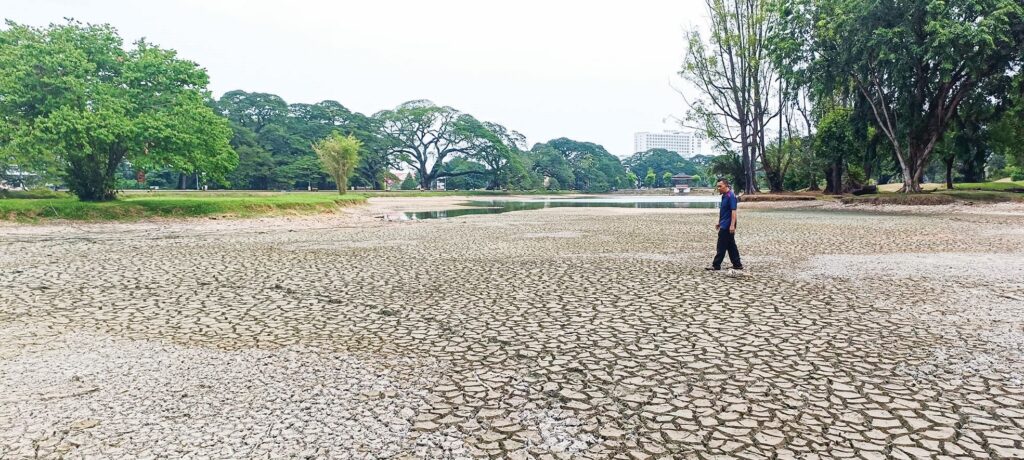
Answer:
[{"left": 1, "top": 200, "right": 1023, "bottom": 459}]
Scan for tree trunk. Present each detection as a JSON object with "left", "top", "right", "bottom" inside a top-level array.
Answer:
[
  {"left": 824, "top": 159, "right": 844, "bottom": 195},
  {"left": 177, "top": 173, "right": 187, "bottom": 190},
  {"left": 945, "top": 156, "right": 955, "bottom": 190},
  {"left": 765, "top": 169, "right": 784, "bottom": 193}
]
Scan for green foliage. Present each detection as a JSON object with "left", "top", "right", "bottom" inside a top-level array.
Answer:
[
  {"left": 441, "top": 158, "right": 488, "bottom": 190},
  {"left": 375, "top": 101, "right": 472, "bottom": 189},
  {"left": 625, "top": 171, "right": 639, "bottom": 189},
  {"left": 644, "top": 168, "right": 656, "bottom": 187},
  {"left": 0, "top": 192, "right": 365, "bottom": 221},
  {"left": 214, "top": 91, "right": 389, "bottom": 191},
  {"left": 312, "top": 133, "right": 361, "bottom": 194},
  {"left": 400, "top": 173, "right": 419, "bottom": 190},
  {"left": 814, "top": 108, "right": 858, "bottom": 193},
  {"left": 217, "top": 90, "right": 289, "bottom": 133},
  {"left": 532, "top": 138, "right": 627, "bottom": 192},
  {"left": 523, "top": 145, "right": 575, "bottom": 189},
  {"left": 624, "top": 149, "right": 698, "bottom": 188},
  {"left": 814, "top": 0, "right": 1024, "bottom": 192},
  {"left": 0, "top": 20, "right": 236, "bottom": 201},
  {"left": 710, "top": 152, "right": 746, "bottom": 191}
]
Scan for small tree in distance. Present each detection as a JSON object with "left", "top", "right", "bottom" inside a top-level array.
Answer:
[
  {"left": 312, "top": 132, "right": 361, "bottom": 194},
  {"left": 400, "top": 172, "right": 419, "bottom": 190}
]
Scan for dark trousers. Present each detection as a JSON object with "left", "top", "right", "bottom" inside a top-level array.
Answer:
[{"left": 713, "top": 228, "right": 742, "bottom": 269}]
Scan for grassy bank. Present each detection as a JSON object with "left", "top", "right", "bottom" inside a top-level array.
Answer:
[
  {"left": 876, "top": 180, "right": 1024, "bottom": 193},
  {"left": 953, "top": 181, "right": 1024, "bottom": 192},
  {"left": 842, "top": 189, "right": 1024, "bottom": 206},
  {"left": 0, "top": 191, "right": 366, "bottom": 222}
]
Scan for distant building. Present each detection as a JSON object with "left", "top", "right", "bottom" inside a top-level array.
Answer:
[{"left": 634, "top": 131, "right": 702, "bottom": 158}]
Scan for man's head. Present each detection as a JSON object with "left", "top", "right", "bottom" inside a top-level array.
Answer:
[{"left": 716, "top": 179, "right": 731, "bottom": 194}]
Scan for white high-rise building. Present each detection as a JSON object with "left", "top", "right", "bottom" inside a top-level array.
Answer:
[{"left": 634, "top": 131, "right": 702, "bottom": 157}]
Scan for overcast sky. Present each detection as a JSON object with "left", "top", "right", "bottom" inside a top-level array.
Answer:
[{"left": 7, "top": 0, "right": 710, "bottom": 157}]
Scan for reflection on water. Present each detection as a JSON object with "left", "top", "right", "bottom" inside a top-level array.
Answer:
[{"left": 400, "top": 196, "right": 720, "bottom": 220}]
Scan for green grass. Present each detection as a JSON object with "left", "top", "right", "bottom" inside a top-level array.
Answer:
[
  {"left": 935, "top": 190, "right": 1024, "bottom": 202},
  {"left": 0, "top": 191, "right": 366, "bottom": 222},
  {"left": 952, "top": 181, "right": 1024, "bottom": 192},
  {"left": 841, "top": 189, "right": 1023, "bottom": 206},
  {"left": 0, "top": 188, "right": 69, "bottom": 199}
]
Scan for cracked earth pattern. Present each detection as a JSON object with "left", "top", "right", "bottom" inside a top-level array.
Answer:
[{"left": 1, "top": 204, "right": 1023, "bottom": 459}]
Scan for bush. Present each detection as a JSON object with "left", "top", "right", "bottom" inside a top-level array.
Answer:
[
  {"left": 1007, "top": 166, "right": 1024, "bottom": 181},
  {"left": 400, "top": 173, "right": 419, "bottom": 190}
]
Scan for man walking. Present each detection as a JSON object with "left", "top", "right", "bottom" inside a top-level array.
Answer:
[{"left": 706, "top": 179, "right": 743, "bottom": 271}]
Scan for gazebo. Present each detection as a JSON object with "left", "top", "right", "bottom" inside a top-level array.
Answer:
[{"left": 670, "top": 173, "right": 694, "bottom": 187}]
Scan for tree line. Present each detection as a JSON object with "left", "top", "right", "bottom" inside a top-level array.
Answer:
[
  {"left": 1, "top": 20, "right": 724, "bottom": 200},
  {"left": 681, "top": 0, "right": 1024, "bottom": 194}
]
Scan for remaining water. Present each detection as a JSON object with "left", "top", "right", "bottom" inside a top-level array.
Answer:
[{"left": 400, "top": 196, "right": 720, "bottom": 220}]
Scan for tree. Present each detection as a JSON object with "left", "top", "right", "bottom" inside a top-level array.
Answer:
[
  {"left": 312, "top": 133, "right": 361, "bottom": 194},
  {"left": 347, "top": 113, "right": 396, "bottom": 190},
  {"left": 711, "top": 151, "right": 746, "bottom": 191},
  {"left": 472, "top": 121, "right": 527, "bottom": 190},
  {"left": 663, "top": 171, "right": 674, "bottom": 187},
  {"left": 645, "top": 168, "right": 657, "bottom": 187},
  {"left": 814, "top": 108, "right": 858, "bottom": 194},
  {"left": 0, "top": 20, "right": 235, "bottom": 201},
  {"left": 375, "top": 100, "right": 480, "bottom": 190},
  {"left": 441, "top": 158, "right": 488, "bottom": 189},
  {"left": 980, "top": 72, "right": 1024, "bottom": 180},
  {"left": 524, "top": 145, "right": 575, "bottom": 189},
  {"left": 681, "top": 0, "right": 786, "bottom": 194},
  {"left": 278, "top": 156, "right": 327, "bottom": 191},
  {"left": 626, "top": 170, "right": 639, "bottom": 188},
  {"left": 534, "top": 138, "right": 627, "bottom": 192},
  {"left": 816, "top": 0, "right": 1024, "bottom": 192},
  {"left": 228, "top": 143, "right": 278, "bottom": 190},
  {"left": 400, "top": 172, "right": 419, "bottom": 190},
  {"left": 216, "top": 90, "right": 289, "bottom": 134},
  {"left": 623, "top": 149, "right": 698, "bottom": 186}
]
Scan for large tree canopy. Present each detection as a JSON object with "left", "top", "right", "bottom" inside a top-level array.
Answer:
[
  {"left": 214, "top": 91, "right": 390, "bottom": 190},
  {"left": 815, "top": 0, "right": 1024, "bottom": 192},
  {"left": 0, "top": 20, "right": 236, "bottom": 200},
  {"left": 532, "top": 138, "right": 628, "bottom": 192},
  {"left": 375, "top": 100, "right": 522, "bottom": 190}
]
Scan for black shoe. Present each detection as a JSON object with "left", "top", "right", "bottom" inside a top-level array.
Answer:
[
  {"left": 705, "top": 266, "right": 721, "bottom": 271},
  {"left": 731, "top": 265, "right": 744, "bottom": 270}
]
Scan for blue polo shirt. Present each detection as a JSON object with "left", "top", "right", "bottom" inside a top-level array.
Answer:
[{"left": 719, "top": 190, "right": 737, "bottom": 229}]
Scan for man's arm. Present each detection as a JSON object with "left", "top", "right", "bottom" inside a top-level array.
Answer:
[{"left": 729, "top": 209, "right": 737, "bottom": 233}]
